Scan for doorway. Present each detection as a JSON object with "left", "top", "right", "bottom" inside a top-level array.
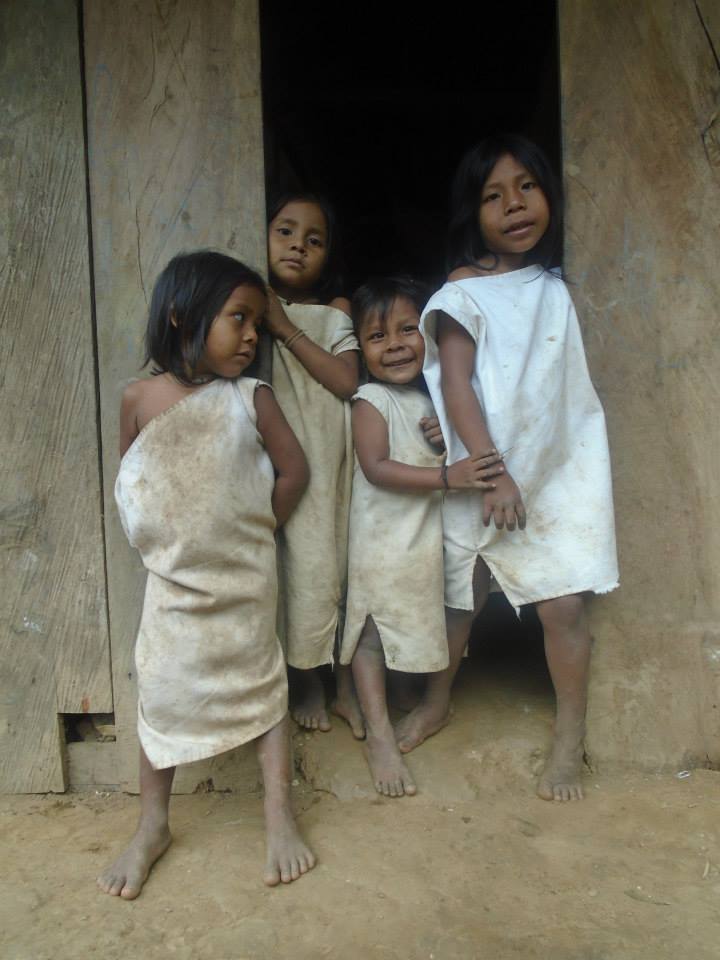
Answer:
[{"left": 260, "top": 0, "right": 559, "bottom": 696}]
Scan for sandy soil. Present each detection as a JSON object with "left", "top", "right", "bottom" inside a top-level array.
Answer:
[{"left": 2, "top": 655, "right": 719, "bottom": 960}]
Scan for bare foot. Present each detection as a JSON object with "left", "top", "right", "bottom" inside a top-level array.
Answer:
[
  {"left": 536, "top": 732, "right": 585, "bottom": 802},
  {"left": 264, "top": 805, "right": 316, "bottom": 885},
  {"left": 331, "top": 692, "right": 365, "bottom": 739},
  {"left": 394, "top": 702, "right": 450, "bottom": 754},
  {"left": 97, "top": 823, "right": 171, "bottom": 900},
  {"left": 365, "top": 731, "right": 417, "bottom": 797},
  {"left": 290, "top": 669, "right": 331, "bottom": 732}
]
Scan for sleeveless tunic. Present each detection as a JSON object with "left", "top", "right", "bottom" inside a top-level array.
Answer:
[{"left": 115, "top": 378, "right": 287, "bottom": 769}]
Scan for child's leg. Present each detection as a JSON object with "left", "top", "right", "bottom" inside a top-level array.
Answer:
[
  {"left": 257, "top": 714, "right": 316, "bottom": 884},
  {"left": 97, "top": 746, "right": 174, "bottom": 899},
  {"left": 395, "top": 558, "right": 491, "bottom": 754},
  {"left": 289, "top": 666, "right": 331, "bottom": 732},
  {"left": 331, "top": 661, "right": 366, "bottom": 739},
  {"left": 352, "top": 617, "right": 416, "bottom": 796},
  {"left": 535, "top": 593, "right": 591, "bottom": 802}
]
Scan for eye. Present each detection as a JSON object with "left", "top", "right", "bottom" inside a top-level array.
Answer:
[
  {"left": 276, "top": 226, "right": 292, "bottom": 236},
  {"left": 403, "top": 324, "right": 419, "bottom": 334},
  {"left": 482, "top": 191, "right": 500, "bottom": 204},
  {"left": 521, "top": 180, "right": 537, "bottom": 191},
  {"left": 367, "top": 331, "right": 384, "bottom": 342},
  {"left": 308, "top": 236, "right": 325, "bottom": 248},
  {"left": 232, "top": 312, "right": 246, "bottom": 323}
]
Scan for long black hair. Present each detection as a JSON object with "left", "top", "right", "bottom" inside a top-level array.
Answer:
[
  {"left": 266, "top": 190, "right": 345, "bottom": 302},
  {"left": 144, "top": 250, "right": 265, "bottom": 384},
  {"left": 447, "top": 134, "right": 563, "bottom": 274}
]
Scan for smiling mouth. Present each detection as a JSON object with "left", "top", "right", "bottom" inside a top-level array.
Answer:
[{"left": 384, "top": 357, "right": 414, "bottom": 367}]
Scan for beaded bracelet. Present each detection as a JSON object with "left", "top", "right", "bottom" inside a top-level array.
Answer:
[{"left": 283, "top": 329, "right": 306, "bottom": 352}]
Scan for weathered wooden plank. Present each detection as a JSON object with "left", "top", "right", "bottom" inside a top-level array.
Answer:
[
  {"left": 0, "top": 0, "right": 112, "bottom": 792},
  {"left": 560, "top": 0, "right": 720, "bottom": 767},
  {"left": 84, "top": 0, "right": 267, "bottom": 791}
]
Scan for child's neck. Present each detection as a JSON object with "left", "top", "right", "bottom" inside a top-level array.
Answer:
[
  {"left": 272, "top": 281, "right": 319, "bottom": 305},
  {"left": 475, "top": 252, "right": 529, "bottom": 275}
]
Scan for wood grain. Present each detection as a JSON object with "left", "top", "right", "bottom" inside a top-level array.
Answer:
[
  {"left": 0, "top": 0, "right": 111, "bottom": 792},
  {"left": 84, "top": 0, "right": 268, "bottom": 791}
]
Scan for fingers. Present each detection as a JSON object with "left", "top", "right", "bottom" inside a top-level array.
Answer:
[{"left": 516, "top": 501, "right": 527, "bottom": 530}]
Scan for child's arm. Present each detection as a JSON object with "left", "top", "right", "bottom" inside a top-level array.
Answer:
[
  {"left": 119, "top": 382, "right": 142, "bottom": 457},
  {"left": 254, "top": 385, "right": 310, "bottom": 526},
  {"left": 438, "top": 312, "right": 526, "bottom": 530},
  {"left": 265, "top": 288, "right": 359, "bottom": 400},
  {"left": 353, "top": 399, "right": 502, "bottom": 493}
]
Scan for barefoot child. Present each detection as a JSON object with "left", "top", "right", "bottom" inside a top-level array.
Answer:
[
  {"left": 400, "top": 134, "right": 619, "bottom": 802},
  {"left": 98, "top": 252, "right": 314, "bottom": 899},
  {"left": 265, "top": 192, "right": 364, "bottom": 737},
  {"left": 340, "top": 277, "right": 503, "bottom": 797}
]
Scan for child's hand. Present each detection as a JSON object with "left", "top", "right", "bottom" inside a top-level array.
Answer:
[
  {"left": 480, "top": 472, "right": 526, "bottom": 531},
  {"left": 420, "top": 416, "right": 445, "bottom": 449},
  {"left": 446, "top": 450, "right": 505, "bottom": 490},
  {"left": 265, "top": 287, "right": 295, "bottom": 341}
]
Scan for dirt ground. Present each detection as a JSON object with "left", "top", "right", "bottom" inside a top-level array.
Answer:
[{"left": 2, "top": 653, "right": 719, "bottom": 960}]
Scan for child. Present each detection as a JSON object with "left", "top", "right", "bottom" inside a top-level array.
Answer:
[
  {"left": 340, "top": 277, "right": 503, "bottom": 797},
  {"left": 98, "top": 251, "right": 314, "bottom": 899},
  {"left": 400, "top": 134, "right": 619, "bottom": 802},
  {"left": 265, "top": 192, "right": 364, "bottom": 737}
]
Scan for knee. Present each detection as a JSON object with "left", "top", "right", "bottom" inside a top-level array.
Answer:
[{"left": 536, "top": 594, "right": 585, "bottom": 633}]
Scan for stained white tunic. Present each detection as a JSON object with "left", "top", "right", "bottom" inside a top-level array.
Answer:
[
  {"left": 115, "top": 378, "right": 287, "bottom": 770},
  {"left": 272, "top": 303, "right": 358, "bottom": 669},
  {"left": 421, "top": 266, "right": 619, "bottom": 610},
  {"left": 340, "top": 383, "right": 449, "bottom": 672}
]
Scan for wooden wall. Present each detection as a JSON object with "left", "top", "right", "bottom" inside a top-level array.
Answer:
[
  {"left": 84, "top": 0, "right": 267, "bottom": 791},
  {"left": 0, "top": 0, "right": 111, "bottom": 792},
  {"left": 560, "top": 0, "right": 720, "bottom": 768}
]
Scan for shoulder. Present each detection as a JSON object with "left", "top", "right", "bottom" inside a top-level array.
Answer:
[
  {"left": 354, "top": 381, "right": 388, "bottom": 403},
  {"left": 447, "top": 266, "right": 478, "bottom": 281},
  {"left": 353, "top": 382, "right": 390, "bottom": 418},
  {"left": 120, "top": 375, "right": 158, "bottom": 413},
  {"left": 328, "top": 295, "right": 351, "bottom": 318}
]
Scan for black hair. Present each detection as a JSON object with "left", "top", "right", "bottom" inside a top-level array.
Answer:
[
  {"left": 447, "top": 133, "right": 563, "bottom": 274},
  {"left": 144, "top": 250, "right": 266, "bottom": 384},
  {"left": 266, "top": 190, "right": 345, "bottom": 302},
  {"left": 351, "top": 275, "right": 430, "bottom": 339}
]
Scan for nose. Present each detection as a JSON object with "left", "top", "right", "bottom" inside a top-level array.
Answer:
[
  {"left": 386, "top": 333, "right": 402, "bottom": 350},
  {"left": 290, "top": 237, "right": 306, "bottom": 254},
  {"left": 244, "top": 323, "right": 258, "bottom": 343},
  {"left": 505, "top": 189, "right": 526, "bottom": 215}
]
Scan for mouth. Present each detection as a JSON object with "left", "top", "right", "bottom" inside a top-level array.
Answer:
[
  {"left": 280, "top": 258, "right": 304, "bottom": 269},
  {"left": 383, "top": 357, "right": 414, "bottom": 368},
  {"left": 503, "top": 220, "right": 535, "bottom": 237}
]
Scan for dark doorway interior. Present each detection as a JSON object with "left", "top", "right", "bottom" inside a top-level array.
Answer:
[
  {"left": 260, "top": 1, "right": 561, "bottom": 291},
  {"left": 260, "top": 2, "right": 558, "bottom": 675}
]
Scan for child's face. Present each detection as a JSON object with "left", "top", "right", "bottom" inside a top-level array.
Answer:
[
  {"left": 197, "top": 284, "right": 266, "bottom": 379},
  {"left": 360, "top": 296, "right": 425, "bottom": 385},
  {"left": 478, "top": 153, "right": 550, "bottom": 269},
  {"left": 268, "top": 201, "right": 329, "bottom": 296}
]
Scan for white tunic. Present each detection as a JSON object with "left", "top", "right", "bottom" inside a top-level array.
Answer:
[
  {"left": 272, "top": 303, "right": 358, "bottom": 669},
  {"left": 340, "top": 383, "right": 449, "bottom": 673},
  {"left": 421, "top": 266, "right": 619, "bottom": 610},
  {"left": 115, "top": 378, "right": 287, "bottom": 770}
]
